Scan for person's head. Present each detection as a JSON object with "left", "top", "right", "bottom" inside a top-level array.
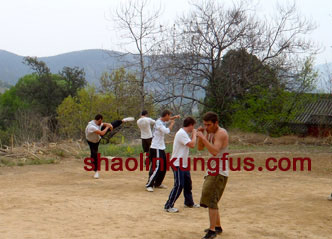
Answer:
[
  {"left": 202, "top": 112, "right": 219, "bottom": 133},
  {"left": 161, "top": 109, "right": 172, "bottom": 121},
  {"left": 141, "top": 110, "right": 148, "bottom": 116},
  {"left": 183, "top": 117, "right": 196, "bottom": 132},
  {"left": 94, "top": 114, "right": 103, "bottom": 126}
]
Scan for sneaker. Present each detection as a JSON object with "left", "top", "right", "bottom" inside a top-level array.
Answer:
[
  {"left": 156, "top": 184, "right": 167, "bottom": 189},
  {"left": 202, "top": 230, "right": 217, "bottom": 239},
  {"left": 184, "top": 203, "right": 200, "bottom": 208},
  {"left": 146, "top": 187, "right": 154, "bottom": 192},
  {"left": 122, "top": 117, "right": 135, "bottom": 122},
  {"left": 204, "top": 227, "right": 223, "bottom": 234},
  {"left": 164, "top": 207, "right": 179, "bottom": 213},
  {"left": 328, "top": 193, "right": 332, "bottom": 201},
  {"left": 94, "top": 172, "right": 99, "bottom": 179}
]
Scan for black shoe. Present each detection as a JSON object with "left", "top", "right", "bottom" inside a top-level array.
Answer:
[
  {"left": 204, "top": 227, "right": 223, "bottom": 234},
  {"left": 202, "top": 230, "right": 217, "bottom": 239}
]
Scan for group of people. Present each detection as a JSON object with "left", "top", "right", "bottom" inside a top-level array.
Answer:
[
  {"left": 137, "top": 110, "right": 229, "bottom": 239},
  {"left": 85, "top": 110, "right": 228, "bottom": 239},
  {"left": 85, "top": 111, "right": 331, "bottom": 239}
]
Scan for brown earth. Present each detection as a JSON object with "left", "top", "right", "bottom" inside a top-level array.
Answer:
[{"left": 0, "top": 146, "right": 331, "bottom": 239}]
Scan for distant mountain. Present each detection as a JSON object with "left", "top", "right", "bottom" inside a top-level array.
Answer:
[
  {"left": 0, "top": 49, "right": 330, "bottom": 94},
  {"left": 0, "top": 49, "right": 138, "bottom": 86}
]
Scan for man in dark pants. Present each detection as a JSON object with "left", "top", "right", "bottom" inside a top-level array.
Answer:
[
  {"left": 145, "top": 110, "right": 180, "bottom": 192},
  {"left": 164, "top": 117, "right": 200, "bottom": 213},
  {"left": 85, "top": 114, "right": 124, "bottom": 179},
  {"left": 137, "top": 110, "right": 155, "bottom": 154}
]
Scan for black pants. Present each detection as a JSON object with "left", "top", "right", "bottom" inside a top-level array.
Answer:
[
  {"left": 87, "top": 120, "right": 123, "bottom": 172},
  {"left": 101, "top": 120, "right": 123, "bottom": 133},
  {"left": 164, "top": 167, "right": 194, "bottom": 209},
  {"left": 146, "top": 148, "right": 167, "bottom": 188},
  {"left": 141, "top": 138, "right": 152, "bottom": 153},
  {"left": 87, "top": 140, "right": 100, "bottom": 172}
]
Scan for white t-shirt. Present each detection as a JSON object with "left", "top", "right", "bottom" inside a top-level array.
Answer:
[
  {"left": 85, "top": 120, "right": 102, "bottom": 143},
  {"left": 172, "top": 128, "right": 192, "bottom": 168},
  {"left": 137, "top": 117, "right": 155, "bottom": 139},
  {"left": 150, "top": 119, "right": 170, "bottom": 150}
]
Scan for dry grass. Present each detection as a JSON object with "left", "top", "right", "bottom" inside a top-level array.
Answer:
[
  {"left": 0, "top": 140, "right": 87, "bottom": 167},
  {"left": 229, "top": 129, "right": 332, "bottom": 146}
]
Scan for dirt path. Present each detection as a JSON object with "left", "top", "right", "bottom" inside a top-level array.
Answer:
[{"left": 0, "top": 154, "right": 331, "bottom": 239}]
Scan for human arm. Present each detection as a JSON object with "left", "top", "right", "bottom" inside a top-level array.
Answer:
[
  {"left": 149, "top": 118, "right": 156, "bottom": 125},
  {"left": 197, "top": 130, "right": 228, "bottom": 156},
  {"left": 102, "top": 123, "right": 113, "bottom": 131},
  {"left": 94, "top": 125, "right": 110, "bottom": 136},
  {"left": 156, "top": 120, "right": 175, "bottom": 134},
  {"left": 186, "top": 129, "right": 197, "bottom": 148},
  {"left": 197, "top": 127, "right": 205, "bottom": 151},
  {"left": 169, "top": 115, "right": 180, "bottom": 120}
]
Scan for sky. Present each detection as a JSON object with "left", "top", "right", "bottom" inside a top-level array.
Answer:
[{"left": 0, "top": 0, "right": 331, "bottom": 65}]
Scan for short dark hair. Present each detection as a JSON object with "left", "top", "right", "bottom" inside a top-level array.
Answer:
[
  {"left": 183, "top": 117, "right": 196, "bottom": 127},
  {"left": 95, "top": 114, "right": 103, "bottom": 121},
  {"left": 141, "top": 110, "right": 148, "bottom": 116},
  {"left": 203, "top": 112, "right": 218, "bottom": 123},
  {"left": 161, "top": 109, "right": 172, "bottom": 117}
]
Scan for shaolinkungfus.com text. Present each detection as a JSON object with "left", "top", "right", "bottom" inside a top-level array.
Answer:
[{"left": 84, "top": 153, "right": 311, "bottom": 175}]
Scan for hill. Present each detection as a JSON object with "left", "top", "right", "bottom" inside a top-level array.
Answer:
[
  {"left": 0, "top": 49, "right": 137, "bottom": 86},
  {"left": 0, "top": 49, "right": 330, "bottom": 93}
]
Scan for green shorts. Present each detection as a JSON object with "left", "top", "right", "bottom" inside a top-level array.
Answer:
[{"left": 200, "top": 174, "right": 228, "bottom": 209}]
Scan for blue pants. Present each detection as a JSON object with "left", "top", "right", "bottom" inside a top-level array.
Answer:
[{"left": 164, "top": 167, "right": 195, "bottom": 209}]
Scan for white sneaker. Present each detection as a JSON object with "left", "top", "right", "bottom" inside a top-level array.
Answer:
[
  {"left": 184, "top": 203, "right": 200, "bottom": 208},
  {"left": 164, "top": 207, "right": 179, "bottom": 213},
  {"left": 94, "top": 172, "right": 99, "bottom": 179},
  {"left": 122, "top": 117, "right": 135, "bottom": 122},
  {"left": 328, "top": 193, "right": 332, "bottom": 201},
  {"left": 156, "top": 184, "right": 167, "bottom": 189},
  {"left": 146, "top": 187, "right": 154, "bottom": 192}
]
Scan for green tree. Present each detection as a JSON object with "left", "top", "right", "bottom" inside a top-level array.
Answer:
[
  {"left": 100, "top": 68, "right": 155, "bottom": 118},
  {"left": 0, "top": 86, "right": 28, "bottom": 129},
  {"left": 56, "top": 87, "right": 119, "bottom": 139},
  {"left": 60, "top": 66, "right": 87, "bottom": 97},
  {"left": 204, "top": 49, "right": 280, "bottom": 127},
  {"left": 230, "top": 87, "right": 290, "bottom": 135}
]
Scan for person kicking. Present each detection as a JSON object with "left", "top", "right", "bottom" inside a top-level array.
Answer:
[
  {"left": 145, "top": 110, "right": 180, "bottom": 192},
  {"left": 197, "top": 112, "right": 229, "bottom": 239},
  {"left": 164, "top": 117, "right": 200, "bottom": 213},
  {"left": 85, "top": 114, "right": 133, "bottom": 179}
]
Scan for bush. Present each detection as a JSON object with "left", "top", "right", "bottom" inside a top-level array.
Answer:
[{"left": 0, "top": 129, "right": 11, "bottom": 147}]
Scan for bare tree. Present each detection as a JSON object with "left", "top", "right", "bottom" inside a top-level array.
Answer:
[
  {"left": 152, "top": 0, "right": 318, "bottom": 112},
  {"left": 113, "top": 0, "right": 162, "bottom": 111}
]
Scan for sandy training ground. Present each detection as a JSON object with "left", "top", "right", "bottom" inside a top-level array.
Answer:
[{"left": 0, "top": 148, "right": 331, "bottom": 239}]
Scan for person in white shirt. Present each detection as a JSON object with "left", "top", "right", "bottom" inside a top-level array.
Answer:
[
  {"left": 145, "top": 110, "right": 180, "bottom": 192},
  {"left": 164, "top": 117, "right": 200, "bottom": 213},
  {"left": 85, "top": 114, "right": 127, "bottom": 179},
  {"left": 137, "top": 110, "right": 155, "bottom": 154}
]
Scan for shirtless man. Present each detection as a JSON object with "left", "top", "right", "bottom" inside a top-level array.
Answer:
[{"left": 197, "top": 112, "right": 229, "bottom": 239}]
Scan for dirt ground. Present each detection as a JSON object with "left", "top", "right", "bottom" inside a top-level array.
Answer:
[{"left": 0, "top": 148, "right": 331, "bottom": 239}]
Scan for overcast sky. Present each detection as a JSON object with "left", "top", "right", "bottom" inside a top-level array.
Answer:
[{"left": 0, "top": 0, "right": 331, "bottom": 65}]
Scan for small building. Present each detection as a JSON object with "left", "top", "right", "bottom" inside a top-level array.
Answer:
[{"left": 288, "top": 98, "right": 332, "bottom": 137}]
